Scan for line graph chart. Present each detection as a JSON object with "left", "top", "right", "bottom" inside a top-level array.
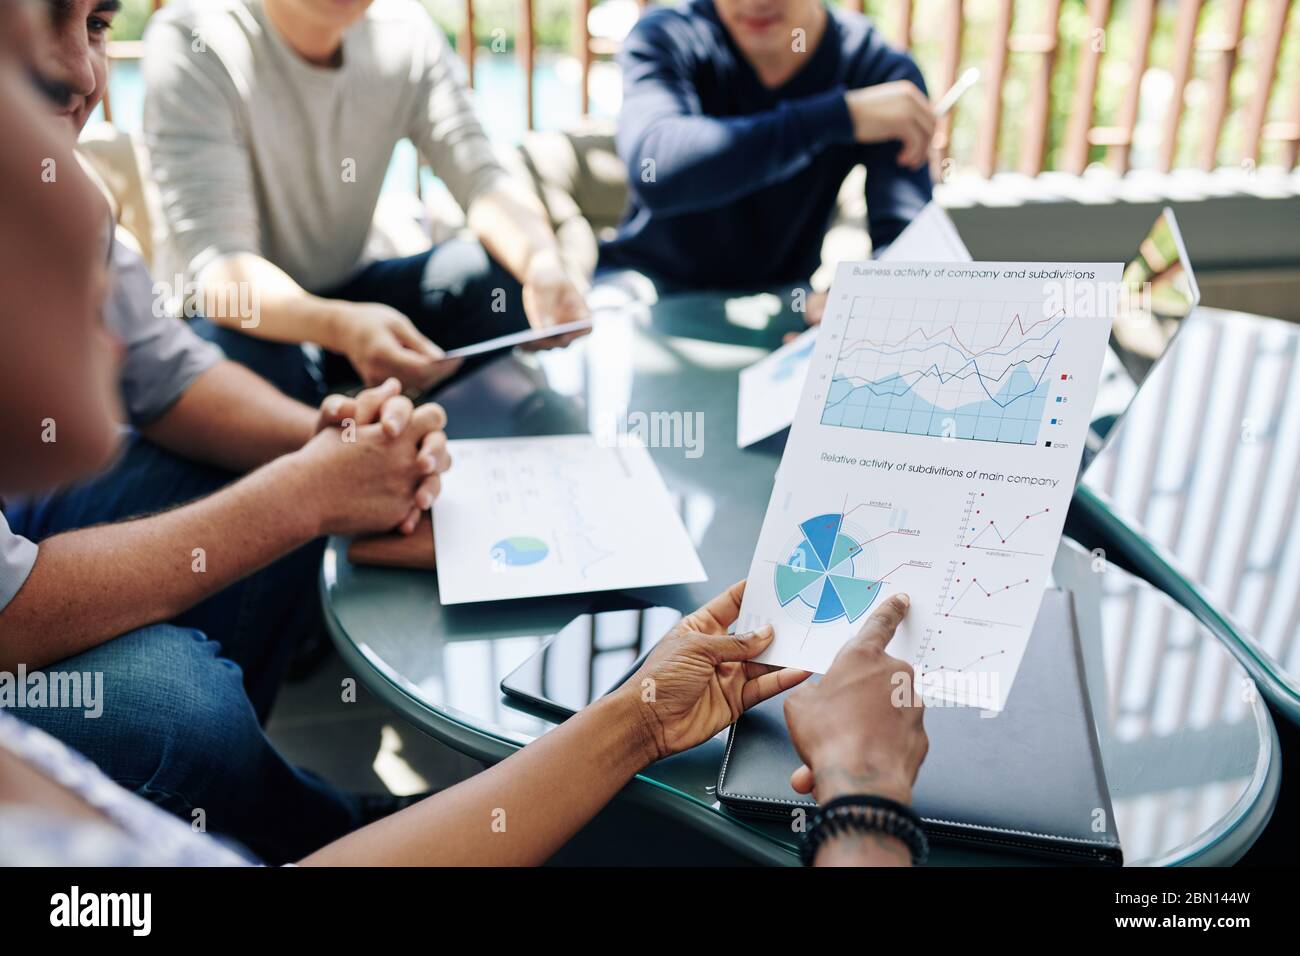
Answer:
[
  {"left": 820, "top": 296, "right": 1065, "bottom": 445},
  {"left": 942, "top": 565, "right": 1033, "bottom": 625},
  {"left": 926, "top": 554, "right": 1036, "bottom": 632},
  {"left": 956, "top": 490, "right": 1053, "bottom": 557},
  {"left": 909, "top": 556, "right": 1021, "bottom": 684}
]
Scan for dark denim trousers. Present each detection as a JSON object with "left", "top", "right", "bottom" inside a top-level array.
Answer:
[
  {"left": 194, "top": 239, "right": 528, "bottom": 402},
  {"left": 4, "top": 241, "right": 526, "bottom": 861},
  {"left": 3, "top": 434, "right": 360, "bottom": 864}
]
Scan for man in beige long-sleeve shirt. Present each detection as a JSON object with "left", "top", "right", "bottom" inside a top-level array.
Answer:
[{"left": 144, "top": 0, "right": 587, "bottom": 400}]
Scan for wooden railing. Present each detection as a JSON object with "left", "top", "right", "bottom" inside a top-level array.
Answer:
[{"left": 107, "top": 0, "right": 1300, "bottom": 174}]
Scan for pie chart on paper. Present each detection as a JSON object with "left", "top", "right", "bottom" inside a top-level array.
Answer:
[
  {"left": 774, "top": 514, "right": 883, "bottom": 625},
  {"left": 490, "top": 536, "right": 550, "bottom": 568}
]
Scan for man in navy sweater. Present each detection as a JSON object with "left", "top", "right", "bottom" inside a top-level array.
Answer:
[{"left": 599, "top": 0, "right": 935, "bottom": 298}]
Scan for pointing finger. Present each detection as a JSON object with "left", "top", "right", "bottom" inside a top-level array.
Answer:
[{"left": 839, "top": 593, "right": 911, "bottom": 658}]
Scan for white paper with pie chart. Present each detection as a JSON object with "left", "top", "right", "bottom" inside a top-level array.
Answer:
[
  {"left": 739, "top": 261, "right": 1120, "bottom": 709},
  {"left": 432, "top": 435, "right": 706, "bottom": 604}
]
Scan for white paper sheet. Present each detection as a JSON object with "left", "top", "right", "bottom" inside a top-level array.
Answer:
[
  {"left": 736, "top": 203, "right": 972, "bottom": 448},
  {"left": 736, "top": 327, "right": 820, "bottom": 448},
  {"left": 738, "top": 261, "right": 1120, "bottom": 709},
  {"left": 432, "top": 435, "right": 706, "bottom": 604}
]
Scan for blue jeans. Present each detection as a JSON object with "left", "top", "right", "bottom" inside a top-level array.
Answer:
[
  {"left": 11, "top": 624, "right": 357, "bottom": 864},
  {"left": 195, "top": 239, "right": 528, "bottom": 401},
  {"left": 4, "top": 434, "right": 363, "bottom": 863}
]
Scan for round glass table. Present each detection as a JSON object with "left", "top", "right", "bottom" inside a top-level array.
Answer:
[
  {"left": 322, "top": 294, "right": 1279, "bottom": 865},
  {"left": 1082, "top": 307, "right": 1300, "bottom": 725}
]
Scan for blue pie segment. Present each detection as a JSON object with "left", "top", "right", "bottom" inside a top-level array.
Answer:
[
  {"left": 774, "top": 562, "right": 824, "bottom": 604},
  {"left": 799, "top": 514, "right": 842, "bottom": 569},
  {"left": 813, "top": 575, "right": 846, "bottom": 622},
  {"left": 827, "top": 574, "right": 883, "bottom": 623},
  {"left": 787, "top": 537, "right": 824, "bottom": 574},
  {"left": 828, "top": 532, "right": 862, "bottom": 571}
]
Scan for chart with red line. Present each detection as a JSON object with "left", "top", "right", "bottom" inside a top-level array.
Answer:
[
  {"left": 821, "top": 295, "right": 1069, "bottom": 446},
  {"left": 956, "top": 490, "right": 1054, "bottom": 557}
]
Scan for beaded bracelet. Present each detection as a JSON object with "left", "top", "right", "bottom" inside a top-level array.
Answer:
[{"left": 800, "top": 794, "right": 929, "bottom": 866}]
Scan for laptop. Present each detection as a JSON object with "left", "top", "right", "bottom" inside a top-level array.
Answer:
[{"left": 1088, "top": 207, "right": 1202, "bottom": 457}]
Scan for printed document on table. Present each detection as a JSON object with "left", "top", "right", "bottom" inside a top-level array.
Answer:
[
  {"left": 432, "top": 435, "right": 706, "bottom": 604},
  {"left": 738, "top": 261, "right": 1121, "bottom": 709},
  {"left": 737, "top": 203, "right": 972, "bottom": 448}
]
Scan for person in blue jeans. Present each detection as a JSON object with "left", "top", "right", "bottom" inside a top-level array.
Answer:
[
  {"left": 2, "top": 3, "right": 927, "bottom": 869},
  {"left": 144, "top": 0, "right": 589, "bottom": 399},
  {"left": 0, "top": 0, "right": 453, "bottom": 863},
  {"left": 190, "top": 237, "right": 534, "bottom": 406}
]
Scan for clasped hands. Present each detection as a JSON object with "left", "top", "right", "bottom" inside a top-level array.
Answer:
[{"left": 296, "top": 377, "right": 451, "bottom": 539}]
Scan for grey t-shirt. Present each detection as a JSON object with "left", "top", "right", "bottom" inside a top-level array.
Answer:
[
  {"left": 0, "top": 241, "right": 221, "bottom": 613},
  {"left": 108, "top": 241, "right": 224, "bottom": 426},
  {"left": 142, "top": 0, "right": 508, "bottom": 293}
]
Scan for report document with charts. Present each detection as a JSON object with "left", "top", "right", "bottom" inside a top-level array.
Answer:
[{"left": 740, "top": 262, "right": 1120, "bottom": 710}]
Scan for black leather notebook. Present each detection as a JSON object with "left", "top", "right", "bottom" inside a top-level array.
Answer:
[{"left": 716, "top": 589, "right": 1123, "bottom": 865}]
